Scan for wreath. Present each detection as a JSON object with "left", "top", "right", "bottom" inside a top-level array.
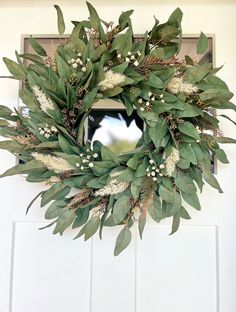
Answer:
[{"left": 0, "top": 3, "right": 235, "bottom": 256}]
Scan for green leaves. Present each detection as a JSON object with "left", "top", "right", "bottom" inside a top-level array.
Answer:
[
  {"left": 215, "top": 149, "right": 229, "bottom": 164},
  {"left": 160, "top": 25, "right": 180, "bottom": 42},
  {"left": 216, "top": 137, "right": 236, "bottom": 144},
  {"left": 0, "top": 140, "right": 23, "bottom": 153},
  {"left": 45, "top": 200, "right": 67, "bottom": 219},
  {"left": 175, "top": 171, "right": 197, "bottom": 194},
  {"left": 86, "top": 1, "right": 100, "bottom": 31},
  {"left": 149, "top": 118, "right": 168, "bottom": 148},
  {"left": 113, "top": 195, "right": 131, "bottom": 224},
  {"left": 145, "top": 73, "right": 163, "bottom": 88},
  {"left": 26, "top": 191, "right": 45, "bottom": 215},
  {"left": 182, "top": 192, "right": 201, "bottom": 210},
  {"left": 84, "top": 216, "right": 100, "bottom": 241},
  {"left": 56, "top": 54, "right": 71, "bottom": 80},
  {"left": 148, "top": 194, "right": 162, "bottom": 222},
  {"left": 159, "top": 185, "right": 181, "bottom": 209},
  {"left": 54, "top": 5, "right": 65, "bottom": 35},
  {"left": 197, "top": 32, "right": 208, "bottom": 54},
  {"left": 199, "top": 89, "right": 233, "bottom": 103},
  {"left": 3, "top": 57, "right": 26, "bottom": 80},
  {"left": 170, "top": 213, "right": 180, "bottom": 235},
  {"left": 0, "top": 160, "right": 45, "bottom": 178},
  {"left": 101, "top": 145, "right": 120, "bottom": 164},
  {"left": 200, "top": 161, "right": 223, "bottom": 193},
  {"left": 118, "top": 10, "right": 134, "bottom": 30},
  {"left": 29, "top": 36, "right": 47, "bottom": 56},
  {"left": 19, "top": 89, "right": 41, "bottom": 112},
  {"left": 178, "top": 122, "right": 200, "bottom": 140},
  {"left": 138, "top": 214, "right": 146, "bottom": 239},
  {"left": 168, "top": 7, "right": 183, "bottom": 26},
  {"left": 41, "top": 183, "right": 71, "bottom": 207},
  {"left": 0, "top": 105, "right": 12, "bottom": 116},
  {"left": 114, "top": 226, "right": 132, "bottom": 256},
  {"left": 184, "top": 63, "right": 212, "bottom": 83},
  {"left": 58, "top": 135, "right": 79, "bottom": 154},
  {"left": 111, "top": 28, "right": 133, "bottom": 56},
  {"left": 53, "top": 209, "right": 75, "bottom": 235}
]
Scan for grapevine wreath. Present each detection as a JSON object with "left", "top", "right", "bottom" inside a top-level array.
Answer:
[{"left": 0, "top": 3, "right": 236, "bottom": 255}]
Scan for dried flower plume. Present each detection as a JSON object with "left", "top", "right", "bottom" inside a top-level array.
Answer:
[
  {"left": 67, "top": 189, "right": 91, "bottom": 209},
  {"left": 32, "top": 86, "right": 54, "bottom": 113},
  {"left": 167, "top": 77, "right": 198, "bottom": 96},
  {"left": 32, "top": 152, "right": 74, "bottom": 174},
  {"left": 94, "top": 171, "right": 129, "bottom": 196},
  {"left": 165, "top": 148, "right": 180, "bottom": 176},
  {"left": 9, "top": 135, "right": 36, "bottom": 146},
  {"left": 98, "top": 70, "right": 126, "bottom": 91},
  {"left": 45, "top": 176, "right": 61, "bottom": 185}
]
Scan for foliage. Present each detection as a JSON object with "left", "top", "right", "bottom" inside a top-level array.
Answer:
[{"left": 0, "top": 2, "right": 235, "bottom": 256}]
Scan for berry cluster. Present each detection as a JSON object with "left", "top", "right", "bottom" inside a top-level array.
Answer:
[
  {"left": 195, "top": 126, "right": 202, "bottom": 134},
  {"left": 67, "top": 53, "right": 88, "bottom": 72},
  {"left": 76, "top": 149, "right": 98, "bottom": 171},
  {"left": 117, "top": 51, "right": 141, "bottom": 67},
  {"left": 138, "top": 92, "right": 165, "bottom": 111},
  {"left": 146, "top": 159, "right": 165, "bottom": 181},
  {"left": 39, "top": 125, "right": 58, "bottom": 138}
]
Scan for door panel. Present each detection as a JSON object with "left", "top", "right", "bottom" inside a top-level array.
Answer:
[
  {"left": 91, "top": 228, "right": 136, "bottom": 312},
  {"left": 136, "top": 226, "right": 217, "bottom": 312},
  {"left": 11, "top": 223, "right": 92, "bottom": 312}
]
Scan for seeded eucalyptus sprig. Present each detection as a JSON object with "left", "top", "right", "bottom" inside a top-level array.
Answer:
[{"left": 0, "top": 2, "right": 235, "bottom": 256}]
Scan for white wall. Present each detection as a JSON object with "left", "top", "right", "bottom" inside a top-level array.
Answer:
[{"left": 0, "top": 1, "right": 236, "bottom": 311}]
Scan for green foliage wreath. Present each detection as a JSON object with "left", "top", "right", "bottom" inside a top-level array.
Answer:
[{"left": 0, "top": 3, "right": 235, "bottom": 255}]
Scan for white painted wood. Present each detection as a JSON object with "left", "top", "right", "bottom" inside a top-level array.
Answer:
[
  {"left": 0, "top": 2, "right": 236, "bottom": 312},
  {"left": 136, "top": 226, "right": 217, "bottom": 312},
  {"left": 11, "top": 222, "right": 92, "bottom": 312},
  {"left": 91, "top": 228, "right": 136, "bottom": 312}
]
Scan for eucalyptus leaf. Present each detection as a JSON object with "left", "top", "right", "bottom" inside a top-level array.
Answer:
[
  {"left": 178, "top": 122, "right": 200, "bottom": 140},
  {"left": 3, "top": 57, "right": 26, "bottom": 79},
  {"left": 114, "top": 226, "right": 132, "bottom": 256},
  {"left": 41, "top": 183, "right": 71, "bottom": 207},
  {"left": 53, "top": 209, "right": 75, "bottom": 235},
  {"left": 113, "top": 195, "right": 131, "bottom": 224},
  {"left": 29, "top": 36, "right": 47, "bottom": 57},
  {"left": 138, "top": 214, "right": 146, "bottom": 239},
  {"left": 175, "top": 171, "right": 197, "bottom": 194},
  {"left": 197, "top": 32, "right": 208, "bottom": 54},
  {"left": 84, "top": 216, "right": 100, "bottom": 241},
  {"left": 148, "top": 194, "right": 162, "bottom": 222},
  {"left": 182, "top": 191, "right": 201, "bottom": 210},
  {"left": 54, "top": 5, "right": 65, "bottom": 35},
  {"left": 169, "top": 213, "right": 180, "bottom": 235}
]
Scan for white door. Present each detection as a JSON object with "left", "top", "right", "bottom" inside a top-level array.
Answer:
[{"left": 0, "top": 2, "right": 236, "bottom": 312}]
